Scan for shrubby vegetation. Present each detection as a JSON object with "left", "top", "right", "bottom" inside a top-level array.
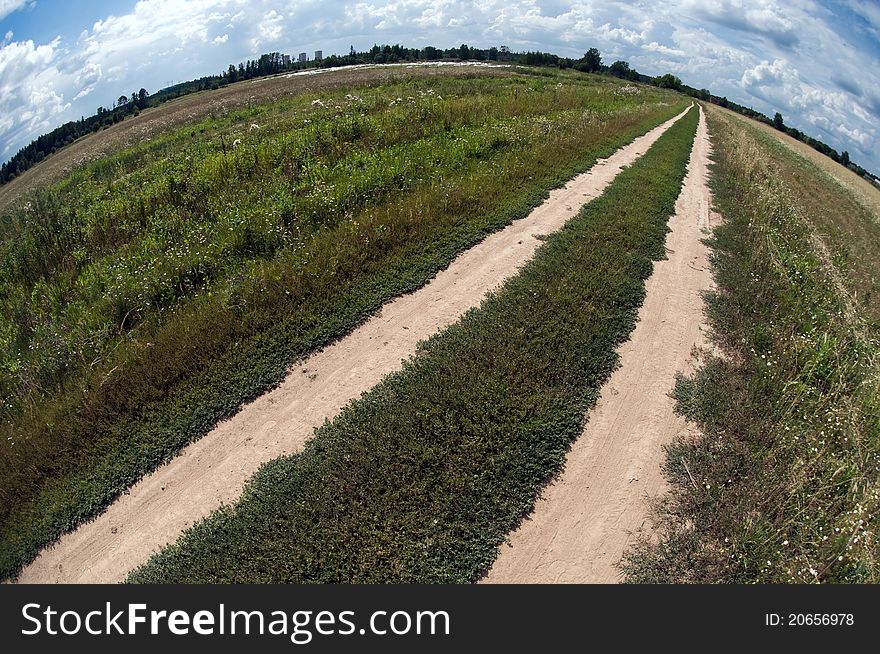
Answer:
[
  {"left": 129, "top": 106, "right": 699, "bottom": 583},
  {"left": 6, "top": 40, "right": 872, "bottom": 188},
  {"left": 0, "top": 69, "right": 688, "bottom": 579},
  {"left": 622, "top": 107, "right": 880, "bottom": 583}
]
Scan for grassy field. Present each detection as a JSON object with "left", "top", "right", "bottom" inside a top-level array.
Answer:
[
  {"left": 0, "top": 65, "right": 517, "bottom": 213},
  {"left": 622, "top": 105, "right": 880, "bottom": 583},
  {"left": 127, "top": 105, "right": 699, "bottom": 583},
  {"left": 0, "top": 67, "right": 687, "bottom": 580}
]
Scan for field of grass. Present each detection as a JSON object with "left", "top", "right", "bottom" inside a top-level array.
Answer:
[
  {"left": 127, "top": 105, "right": 699, "bottom": 583},
  {"left": 0, "top": 68, "right": 688, "bottom": 580},
  {"left": 622, "top": 105, "right": 880, "bottom": 583}
]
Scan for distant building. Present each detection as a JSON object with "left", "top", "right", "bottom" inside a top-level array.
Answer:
[
  {"left": 282, "top": 54, "right": 291, "bottom": 66},
  {"left": 298, "top": 52, "right": 307, "bottom": 63},
  {"left": 314, "top": 50, "right": 323, "bottom": 61}
]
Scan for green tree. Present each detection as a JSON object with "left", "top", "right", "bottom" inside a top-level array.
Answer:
[
  {"left": 841, "top": 150, "right": 850, "bottom": 167},
  {"left": 580, "top": 47, "right": 602, "bottom": 73},
  {"left": 608, "top": 60, "right": 631, "bottom": 79},
  {"left": 773, "top": 112, "right": 785, "bottom": 130},
  {"left": 653, "top": 73, "right": 682, "bottom": 91}
]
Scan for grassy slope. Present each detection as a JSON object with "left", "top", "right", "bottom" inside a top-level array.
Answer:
[
  {"left": 622, "top": 105, "right": 880, "bottom": 584},
  {"left": 0, "top": 70, "right": 687, "bottom": 580},
  {"left": 128, "top": 105, "right": 699, "bottom": 583}
]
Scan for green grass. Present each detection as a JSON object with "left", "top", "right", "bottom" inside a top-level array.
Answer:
[
  {"left": 621, "top": 106, "right": 880, "bottom": 584},
  {"left": 127, "top": 105, "right": 699, "bottom": 583},
  {"left": 749, "top": 130, "right": 880, "bottom": 325},
  {"left": 0, "top": 69, "right": 688, "bottom": 580}
]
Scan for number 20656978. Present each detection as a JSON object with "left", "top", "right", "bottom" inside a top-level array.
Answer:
[{"left": 765, "top": 613, "right": 854, "bottom": 627}]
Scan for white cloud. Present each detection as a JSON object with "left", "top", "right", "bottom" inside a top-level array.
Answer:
[
  {"left": 0, "top": 37, "right": 69, "bottom": 155},
  {"left": 741, "top": 58, "right": 794, "bottom": 88},
  {"left": 251, "top": 9, "right": 284, "bottom": 49},
  {"left": 73, "top": 61, "right": 102, "bottom": 100},
  {"left": 680, "top": 0, "right": 799, "bottom": 48},
  {"left": 0, "top": 0, "right": 30, "bottom": 22},
  {"left": 0, "top": 0, "right": 878, "bottom": 172}
]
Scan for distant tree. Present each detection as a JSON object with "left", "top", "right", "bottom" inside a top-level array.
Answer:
[
  {"left": 488, "top": 46, "right": 499, "bottom": 61},
  {"left": 459, "top": 43, "right": 470, "bottom": 60},
  {"left": 699, "top": 88, "right": 711, "bottom": 101},
  {"left": 117, "top": 95, "right": 129, "bottom": 108},
  {"left": 579, "top": 47, "right": 603, "bottom": 73},
  {"left": 773, "top": 112, "right": 785, "bottom": 130},
  {"left": 653, "top": 73, "right": 682, "bottom": 90},
  {"left": 608, "top": 60, "right": 631, "bottom": 79},
  {"left": 841, "top": 150, "right": 850, "bottom": 167}
]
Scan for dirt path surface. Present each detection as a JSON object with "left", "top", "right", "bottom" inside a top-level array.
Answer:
[
  {"left": 484, "top": 105, "right": 715, "bottom": 584},
  {"left": 18, "top": 106, "right": 690, "bottom": 584}
]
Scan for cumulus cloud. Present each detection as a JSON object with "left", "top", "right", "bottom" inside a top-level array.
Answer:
[
  {"left": 0, "top": 0, "right": 878, "bottom": 171},
  {"left": 251, "top": 9, "right": 284, "bottom": 50},
  {"left": 0, "top": 0, "right": 31, "bottom": 22},
  {"left": 73, "top": 61, "right": 102, "bottom": 100},
  {"left": 0, "top": 37, "right": 69, "bottom": 156},
  {"left": 681, "top": 0, "right": 799, "bottom": 48},
  {"left": 742, "top": 58, "right": 795, "bottom": 89}
]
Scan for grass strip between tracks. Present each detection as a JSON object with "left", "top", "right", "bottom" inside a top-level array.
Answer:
[
  {"left": 130, "top": 105, "right": 699, "bottom": 583},
  {"left": 622, "top": 107, "right": 880, "bottom": 583},
  {"left": 0, "top": 75, "right": 688, "bottom": 581}
]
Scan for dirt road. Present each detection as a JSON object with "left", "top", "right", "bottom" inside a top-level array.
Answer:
[
  {"left": 484, "top": 104, "right": 715, "bottom": 584},
  {"left": 18, "top": 107, "right": 692, "bottom": 583}
]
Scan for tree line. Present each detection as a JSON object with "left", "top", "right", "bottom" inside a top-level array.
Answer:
[{"left": 2, "top": 43, "right": 876, "bottom": 186}]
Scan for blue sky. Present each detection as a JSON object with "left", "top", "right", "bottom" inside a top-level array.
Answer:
[{"left": 1, "top": 1, "right": 879, "bottom": 172}]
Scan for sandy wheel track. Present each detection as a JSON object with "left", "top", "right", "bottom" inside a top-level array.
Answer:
[
  {"left": 18, "top": 106, "right": 691, "bottom": 584},
  {"left": 484, "top": 105, "right": 715, "bottom": 584}
]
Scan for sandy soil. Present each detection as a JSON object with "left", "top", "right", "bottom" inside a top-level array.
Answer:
[
  {"left": 484, "top": 105, "right": 715, "bottom": 584},
  {"left": 17, "top": 107, "right": 691, "bottom": 584}
]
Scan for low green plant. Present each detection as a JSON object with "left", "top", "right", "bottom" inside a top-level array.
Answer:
[
  {"left": 0, "top": 69, "right": 688, "bottom": 580},
  {"left": 128, "top": 106, "right": 699, "bottom": 583},
  {"left": 621, "top": 107, "right": 880, "bottom": 584}
]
